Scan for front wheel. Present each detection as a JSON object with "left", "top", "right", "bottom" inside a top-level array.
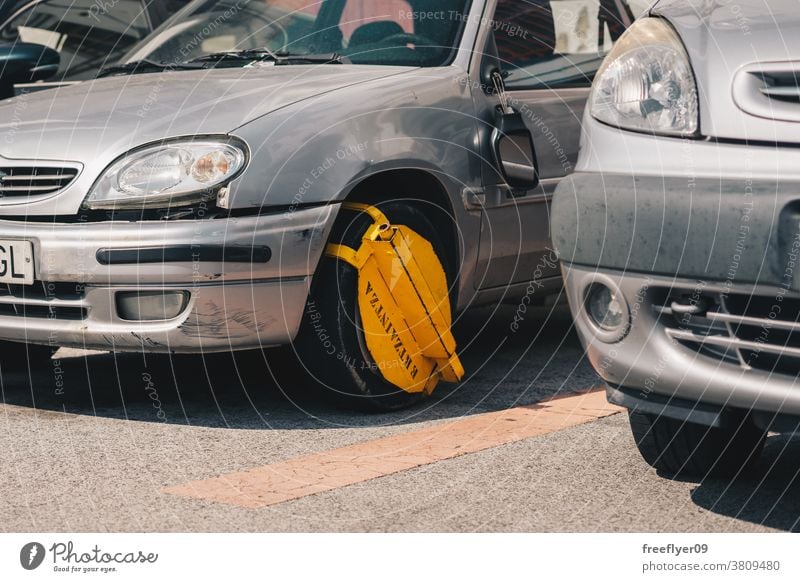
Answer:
[
  {"left": 628, "top": 410, "right": 766, "bottom": 479},
  {"left": 295, "top": 201, "right": 457, "bottom": 412}
]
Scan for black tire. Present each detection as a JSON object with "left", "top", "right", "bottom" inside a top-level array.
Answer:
[
  {"left": 628, "top": 409, "right": 766, "bottom": 479},
  {"left": 0, "top": 340, "right": 54, "bottom": 372},
  {"left": 295, "top": 201, "right": 455, "bottom": 412}
]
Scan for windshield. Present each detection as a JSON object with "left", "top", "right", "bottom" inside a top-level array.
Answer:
[{"left": 127, "top": 0, "right": 473, "bottom": 67}]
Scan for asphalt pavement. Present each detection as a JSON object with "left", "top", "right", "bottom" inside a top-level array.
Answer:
[{"left": 1, "top": 300, "right": 799, "bottom": 532}]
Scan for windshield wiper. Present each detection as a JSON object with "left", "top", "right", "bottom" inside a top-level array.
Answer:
[
  {"left": 98, "top": 59, "right": 205, "bottom": 77},
  {"left": 99, "top": 51, "right": 349, "bottom": 78},
  {"left": 185, "top": 49, "right": 349, "bottom": 66}
]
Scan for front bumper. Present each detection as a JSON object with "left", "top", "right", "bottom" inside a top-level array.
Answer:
[
  {"left": 554, "top": 170, "right": 800, "bottom": 418},
  {"left": 0, "top": 204, "right": 338, "bottom": 352}
]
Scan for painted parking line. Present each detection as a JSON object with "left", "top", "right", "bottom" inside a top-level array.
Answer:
[{"left": 163, "top": 388, "right": 622, "bottom": 508}]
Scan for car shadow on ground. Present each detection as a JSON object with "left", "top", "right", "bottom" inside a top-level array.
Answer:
[
  {"left": 690, "top": 434, "right": 800, "bottom": 532},
  {"left": 0, "top": 302, "right": 601, "bottom": 430}
]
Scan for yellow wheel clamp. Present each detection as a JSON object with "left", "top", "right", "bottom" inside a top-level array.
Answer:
[{"left": 326, "top": 202, "right": 465, "bottom": 395}]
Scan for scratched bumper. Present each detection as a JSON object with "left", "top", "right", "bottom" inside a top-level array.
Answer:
[{"left": 0, "top": 204, "right": 338, "bottom": 352}]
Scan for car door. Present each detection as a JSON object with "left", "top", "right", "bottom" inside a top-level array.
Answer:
[
  {"left": 473, "top": 0, "right": 645, "bottom": 290},
  {"left": 0, "top": 0, "right": 155, "bottom": 95}
]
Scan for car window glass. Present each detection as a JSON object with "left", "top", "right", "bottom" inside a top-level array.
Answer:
[
  {"left": 493, "top": 0, "right": 649, "bottom": 90},
  {"left": 140, "top": 0, "right": 321, "bottom": 63},
  {"left": 339, "top": 0, "right": 473, "bottom": 66},
  {"left": 339, "top": 0, "right": 413, "bottom": 45},
  {"left": 135, "top": 0, "right": 472, "bottom": 68},
  {"left": 0, "top": 0, "right": 151, "bottom": 81}
]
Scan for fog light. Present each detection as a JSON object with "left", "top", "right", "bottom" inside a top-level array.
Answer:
[
  {"left": 116, "top": 291, "right": 189, "bottom": 321},
  {"left": 587, "top": 284, "right": 625, "bottom": 330},
  {"left": 584, "top": 281, "right": 630, "bottom": 342}
]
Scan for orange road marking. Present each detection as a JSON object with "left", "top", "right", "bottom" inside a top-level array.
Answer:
[{"left": 163, "top": 388, "right": 622, "bottom": 508}]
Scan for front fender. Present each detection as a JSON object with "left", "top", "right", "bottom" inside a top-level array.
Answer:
[{"left": 227, "top": 68, "right": 482, "bottom": 210}]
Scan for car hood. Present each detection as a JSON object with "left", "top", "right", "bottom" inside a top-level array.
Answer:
[
  {"left": 654, "top": 0, "right": 800, "bottom": 143},
  {"left": 0, "top": 65, "right": 413, "bottom": 161}
]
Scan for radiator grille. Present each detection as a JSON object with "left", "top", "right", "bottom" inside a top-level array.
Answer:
[
  {"left": 653, "top": 289, "right": 800, "bottom": 376},
  {"left": 0, "top": 281, "right": 87, "bottom": 320},
  {"left": 733, "top": 62, "right": 800, "bottom": 122},
  {"left": 757, "top": 70, "right": 800, "bottom": 105},
  {"left": 0, "top": 167, "right": 79, "bottom": 198}
]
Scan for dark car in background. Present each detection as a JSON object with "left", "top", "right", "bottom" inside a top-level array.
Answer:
[{"left": 0, "top": 0, "right": 186, "bottom": 98}]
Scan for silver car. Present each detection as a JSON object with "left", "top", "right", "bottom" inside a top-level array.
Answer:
[
  {"left": 553, "top": 0, "right": 800, "bottom": 476},
  {"left": 0, "top": 0, "right": 640, "bottom": 410}
]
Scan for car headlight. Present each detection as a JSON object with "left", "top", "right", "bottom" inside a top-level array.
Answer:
[
  {"left": 84, "top": 139, "right": 247, "bottom": 210},
  {"left": 590, "top": 18, "right": 698, "bottom": 136}
]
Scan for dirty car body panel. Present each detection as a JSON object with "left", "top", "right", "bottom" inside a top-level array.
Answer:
[{"left": 552, "top": 0, "right": 800, "bottom": 427}]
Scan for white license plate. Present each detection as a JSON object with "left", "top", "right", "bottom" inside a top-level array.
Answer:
[{"left": 0, "top": 240, "right": 34, "bottom": 285}]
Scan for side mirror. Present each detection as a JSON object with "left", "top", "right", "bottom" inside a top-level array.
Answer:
[
  {"left": 492, "top": 105, "right": 539, "bottom": 190},
  {"left": 0, "top": 42, "right": 60, "bottom": 98}
]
